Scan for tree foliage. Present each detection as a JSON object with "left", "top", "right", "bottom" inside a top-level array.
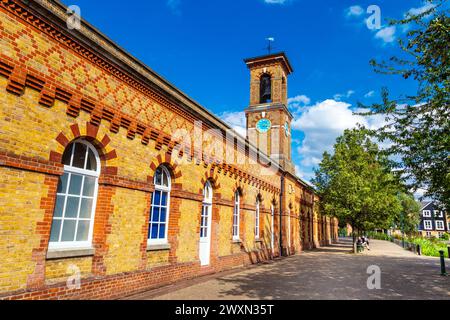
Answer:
[
  {"left": 312, "top": 129, "right": 403, "bottom": 252},
  {"left": 360, "top": 0, "right": 450, "bottom": 210},
  {"left": 394, "top": 192, "right": 421, "bottom": 236}
]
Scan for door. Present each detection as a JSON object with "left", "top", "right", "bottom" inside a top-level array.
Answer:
[
  {"left": 199, "top": 182, "right": 213, "bottom": 266},
  {"left": 199, "top": 204, "right": 212, "bottom": 265}
]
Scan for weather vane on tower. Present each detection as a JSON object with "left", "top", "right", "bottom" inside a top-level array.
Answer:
[{"left": 265, "top": 37, "right": 275, "bottom": 54}]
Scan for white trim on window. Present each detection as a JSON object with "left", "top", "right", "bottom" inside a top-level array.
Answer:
[
  {"left": 233, "top": 191, "right": 240, "bottom": 240},
  {"left": 255, "top": 198, "right": 260, "bottom": 239},
  {"left": 424, "top": 220, "right": 433, "bottom": 230},
  {"left": 200, "top": 181, "right": 213, "bottom": 239},
  {"left": 435, "top": 220, "right": 444, "bottom": 230},
  {"left": 423, "top": 210, "right": 431, "bottom": 217},
  {"left": 434, "top": 210, "right": 443, "bottom": 218},
  {"left": 148, "top": 166, "right": 171, "bottom": 245},
  {"left": 49, "top": 140, "right": 100, "bottom": 250}
]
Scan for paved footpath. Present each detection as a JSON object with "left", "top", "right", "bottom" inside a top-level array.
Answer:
[{"left": 124, "top": 238, "right": 450, "bottom": 300}]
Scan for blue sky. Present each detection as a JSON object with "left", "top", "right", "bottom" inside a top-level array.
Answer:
[{"left": 62, "top": 0, "right": 439, "bottom": 188}]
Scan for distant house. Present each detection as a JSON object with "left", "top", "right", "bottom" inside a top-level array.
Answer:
[{"left": 418, "top": 201, "right": 449, "bottom": 238}]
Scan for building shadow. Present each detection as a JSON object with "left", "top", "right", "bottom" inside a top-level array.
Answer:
[{"left": 212, "top": 243, "right": 450, "bottom": 300}]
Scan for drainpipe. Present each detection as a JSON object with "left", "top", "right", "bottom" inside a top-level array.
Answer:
[{"left": 279, "top": 173, "right": 285, "bottom": 257}]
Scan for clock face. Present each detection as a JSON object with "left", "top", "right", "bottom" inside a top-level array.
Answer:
[
  {"left": 256, "top": 118, "right": 271, "bottom": 133},
  {"left": 284, "top": 122, "right": 290, "bottom": 136}
]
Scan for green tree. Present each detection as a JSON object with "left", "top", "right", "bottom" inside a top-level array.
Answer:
[
  {"left": 360, "top": 0, "right": 450, "bottom": 210},
  {"left": 394, "top": 193, "right": 421, "bottom": 236},
  {"left": 313, "top": 128, "right": 402, "bottom": 253}
]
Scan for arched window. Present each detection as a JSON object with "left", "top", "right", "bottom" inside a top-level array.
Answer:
[
  {"left": 148, "top": 165, "right": 171, "bottom": 244},
  {"left": 200, "top": 181, "right": 213, "bottom": 238},
  {"left": 232, "top": 191, "right": 240, "bottom": 240},
  {"left": 260, "top": 74, "right": 272, "bottom": 103},
  {"left": 255, "top": 197, "right": 260, "bottom": 239},
  {"left": 49, "top": 140, "right": 100, "bottom": 249}
]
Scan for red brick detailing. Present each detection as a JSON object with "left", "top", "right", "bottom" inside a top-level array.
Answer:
[
  {"left": 0, "top": 151, "right": 63, "bottom": 176},
  {"left": 6, "top": 67, "right": 26, "bottom": 95},
  {"left": 149, "top": 153, "right": 182, "bottom": 182},
  {"left": 0, "top": 56, "right": 280, "bottom": 194},
  {"left": 27, "top": 175, "right": 59, "bottom": 290},
  {"left": 100, "top": 134, "right": 111, "bottom": 148},
  {"left": 91, "top": 185, "right": 115, "bottom": 276},
  {"left": 104, "top": 150, "right": 117, "bottom": 161},
  {"left": 86, "top": 122, "right": 99, "bottom": 140},
  {"left": 139, "top": 192, "right": 152, "bottom": 270},
  {"left": 55, "top": 133, "right": 69, "bottom": 148},
  {"left": 199, "top": 167, "right": 221, "bottom": 191},
  {"left": 167, "top": 194, "right": 181, "bottom": 264},
  {"left": 70, "top": 124, "right": 81, "bottom": 139},
  {"left": 49, "top": 151, "right": 62, "bottom": 163},
  {"left": 38, "top": 84, "right": 56, "bottom": 108},
  {"left": 0, "top": 253, "right": 260, "bottom": 300}
]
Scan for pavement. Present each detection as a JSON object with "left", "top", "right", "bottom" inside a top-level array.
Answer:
[{"left": 123, "top": 238, "right": 450, "bottom": 300}]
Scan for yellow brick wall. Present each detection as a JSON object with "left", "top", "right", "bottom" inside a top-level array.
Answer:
[
  {"left": 0, "top": 167, "right": 48, "bottom": 293},
  {"left": 146, "top": 250, "right": 170, "bottom": 269},
  {"left": 45, "top": 257, "right": 92, "bottom": 285},
  {"left": 104, "top": 188, "right": 148, "bottom": 275},
  {"left": 176, "top": 199, "right": 200, "bottom": 263}
]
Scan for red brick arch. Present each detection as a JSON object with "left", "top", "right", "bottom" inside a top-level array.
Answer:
[
  {"left": 52, "top": 122, "right": 118, "bottom": 174},
  {"left": 200, "top": 167, "right": 221, "bottom": 190},
  {"left": 149, "top": 152, "right": 182, "bottom": 182}
]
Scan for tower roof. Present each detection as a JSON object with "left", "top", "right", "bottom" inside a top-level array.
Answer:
[{"left": 244, "top": 52, "right": 294, "bottom": 75}]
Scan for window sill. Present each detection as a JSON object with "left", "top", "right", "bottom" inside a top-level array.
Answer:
[
  {"left": 232, "top": 239, "right": 242, "bottom": 244},
  {"left": 147, "top": 243, "right": 171, "bottom": 251},
  {"left": 46, "top": 247, "right": 95, "bottom": 260},
  {"left": 255, "top": 239, "right": 263, "bottom": 243}
]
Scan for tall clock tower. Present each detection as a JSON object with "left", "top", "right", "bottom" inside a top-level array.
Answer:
[{"left": 244, "top": 52, "right": 295, "bottom": 174}]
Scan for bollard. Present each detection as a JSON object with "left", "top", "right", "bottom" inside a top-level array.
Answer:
[
  {"left": 439, "top": 250, "right": 447, "bottom": 276},
  {"left": 417, "top": 244, "right": 421, "bottom": 256}
]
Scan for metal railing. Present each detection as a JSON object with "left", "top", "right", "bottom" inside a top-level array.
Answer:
[{"left": 391, "top": 238, "right": 422, "bottom": 255}]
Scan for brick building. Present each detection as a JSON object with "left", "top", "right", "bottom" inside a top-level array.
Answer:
[{"left": 0, "top": 0, "right": 338, "bottom": 300}]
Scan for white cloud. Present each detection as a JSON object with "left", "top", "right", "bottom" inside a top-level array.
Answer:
[
  {"left": 288, "top": 94, "right": 311, "bottom": 111},
  {"left": 291, "top": 99, "right": 387, "bottom": 182},
  {"left": 219, "top": 111, "right": 247, "bottom": 137},
  {"left": 406, "top": 3, "right": 436, "bottom": 17},
  {"left": 288, "top": 95, "right": 311, "bottom": 105},
  {"left": 333, "top": 90, "right": 355, "bottom": 101},
  {"left": 346, "top": 5, "right": 364, "bottom": 17},
  {"left": 364, "top": 90, "right": 375, "bottom": 98},
  {"left": 375, "top": 26, "right": 396, "bottom": 43}
]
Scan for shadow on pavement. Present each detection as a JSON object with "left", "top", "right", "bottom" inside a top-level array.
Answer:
[{"left": 212, "top": 239, "right": 450, "bottom": 300}]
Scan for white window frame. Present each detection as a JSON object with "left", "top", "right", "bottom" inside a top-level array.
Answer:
[
  {"left": 232, "top": 191, "right": 240, "bottom": 240},
  {"left": 423, "top": 220, "right": 433, "bottom": 230},
  {"left": 434, "top": 210, "right": 443, "bottom": 218},
  {"left": 200, "top": 181, "right": 213, "bottom": 239},
  {"left": 255, "top": 198, "right": 260, "bottom": 239},
  {"left": 423, "top": 210, "right": 431, "bottom": 217},
  {"left": 435, "top": 220, "right": 444, "bottom": 230},
  {"left": 49, "top": 140, "right": 100, "bottom": 250},
  {"left": 148, "top": 166, "right": 171, "bottom": 245}
]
